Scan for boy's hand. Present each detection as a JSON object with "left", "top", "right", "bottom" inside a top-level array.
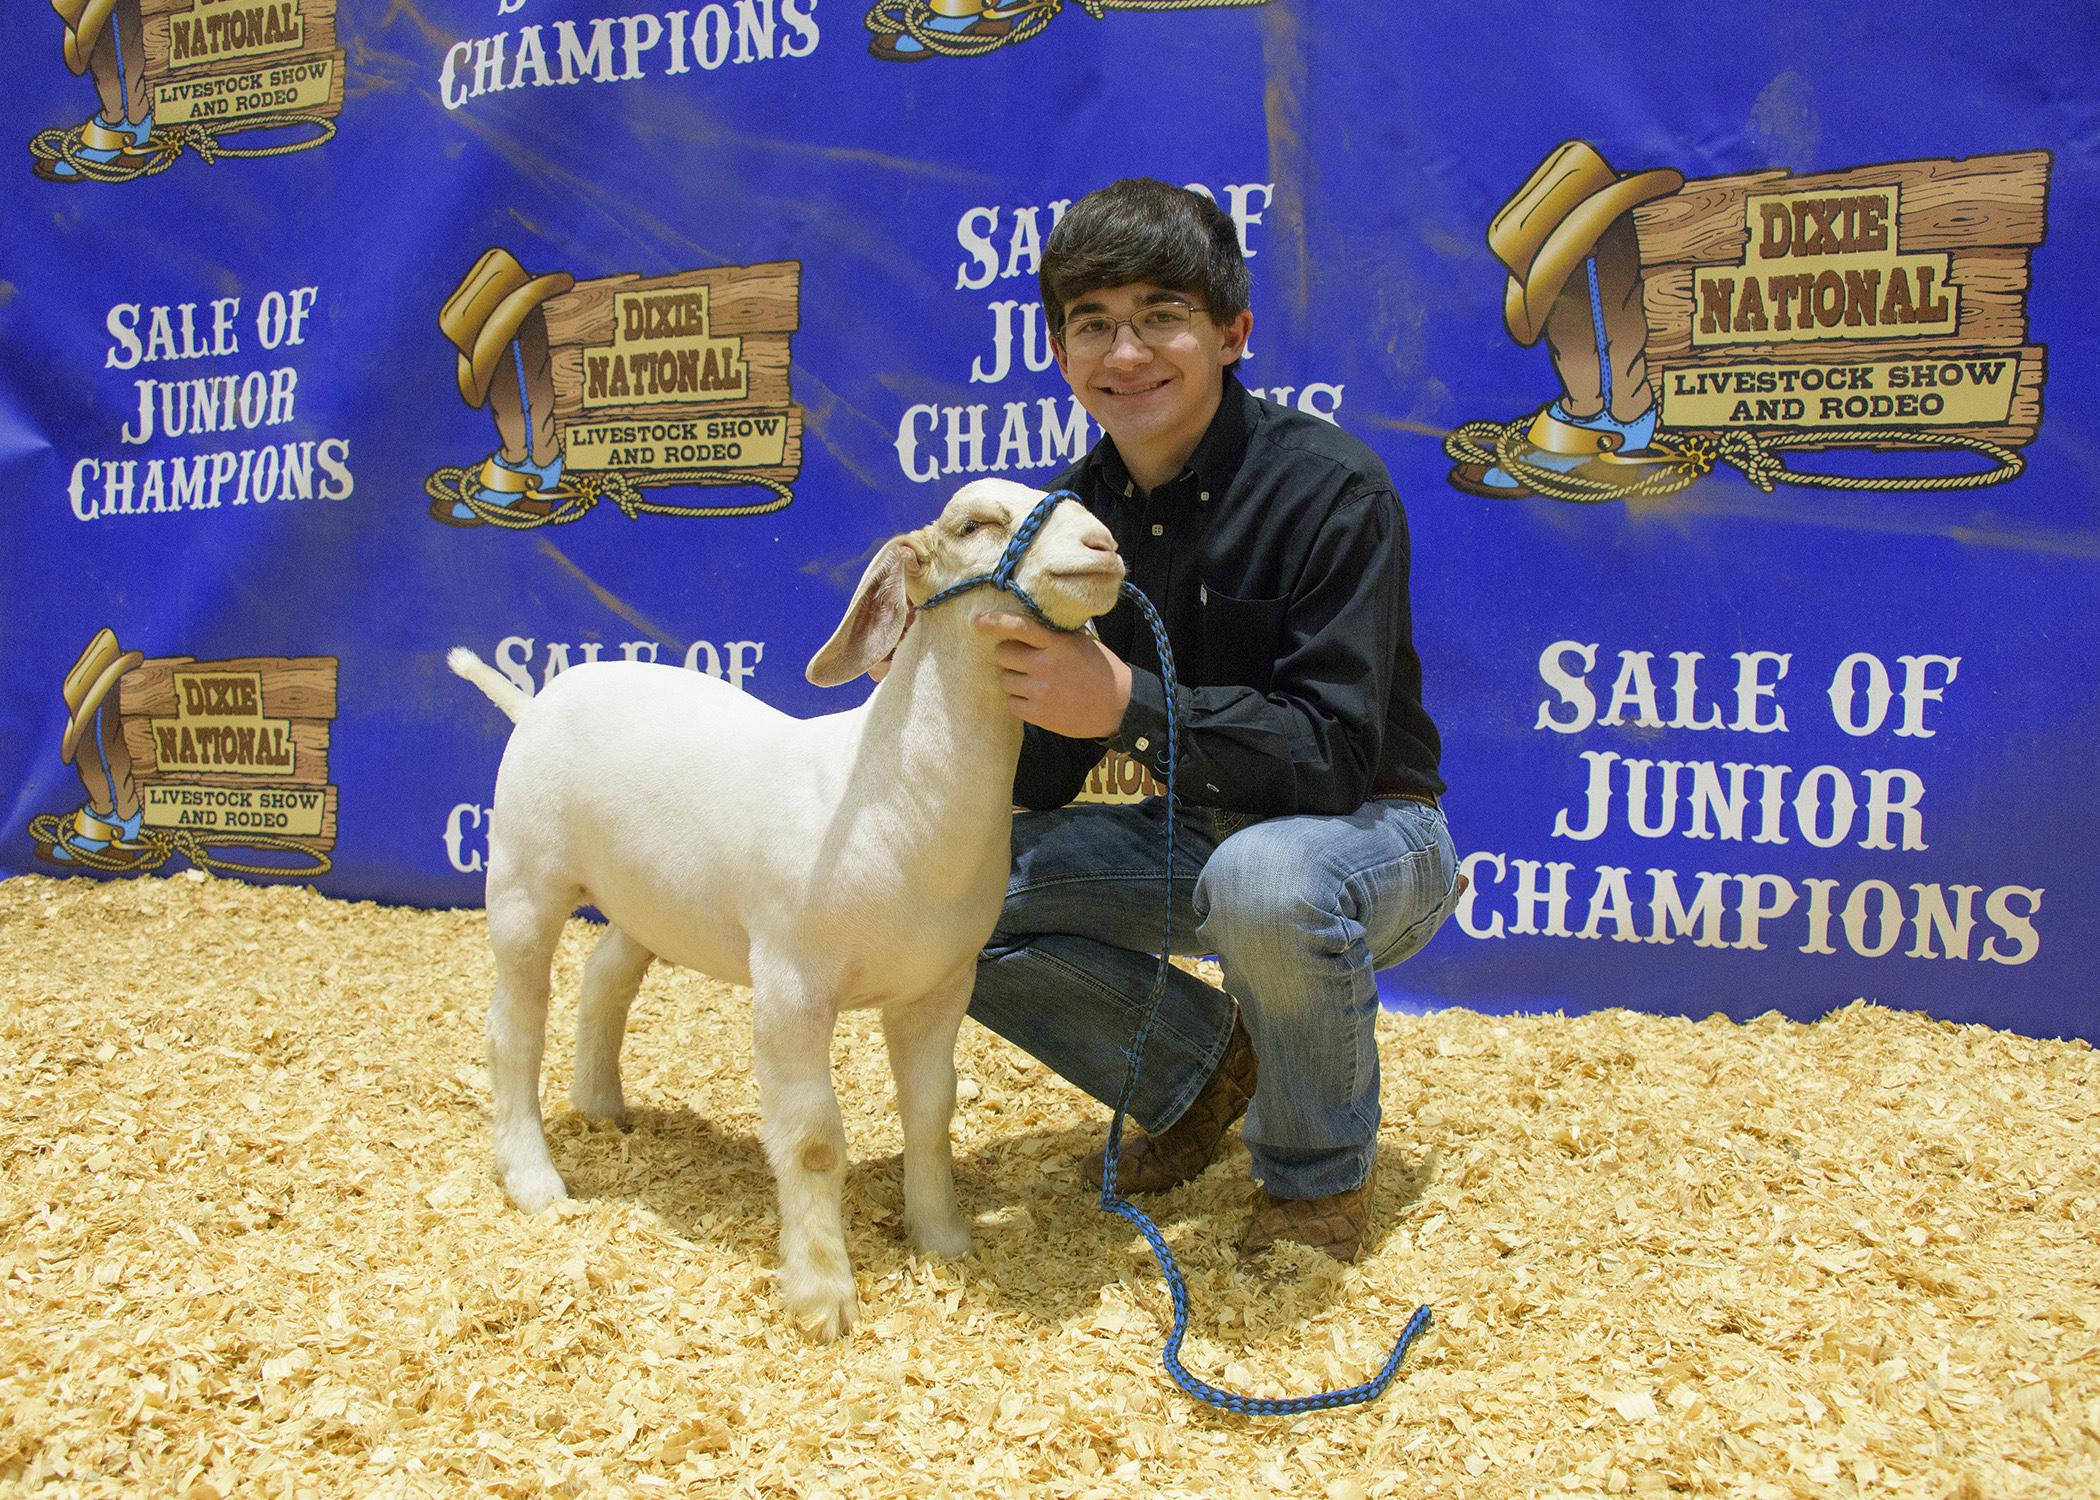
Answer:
[{"left": 973, "top": 611, "right": 1132, "bottom": 739}]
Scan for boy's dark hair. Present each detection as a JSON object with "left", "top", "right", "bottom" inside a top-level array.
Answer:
[{"left": 1039, "top": 178, "right": 1251, "bottom": 335}]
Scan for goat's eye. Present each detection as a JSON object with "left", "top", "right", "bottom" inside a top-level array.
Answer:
[{"left": 957, "top": 520, "right": 981, "bottom": 538}]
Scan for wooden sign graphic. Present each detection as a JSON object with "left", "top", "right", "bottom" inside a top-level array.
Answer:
[
  {"left": 1635, "top": 151, "right": 2048, "bottom": 450},
  {"left": 139, "top": 0, "right": 345, "bottom": 128},
  {"left": 120, "top": 655, "right": 338, "bottom": 853},
  {"left": 1075, "top": 750, "right": 1167, "bottom": 808},
  {"left": 540, "top": 262, "right": 802, "bottom": 487}
]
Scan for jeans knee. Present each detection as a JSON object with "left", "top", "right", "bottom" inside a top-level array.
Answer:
[{"left": 1197, "top": 842, "right": 1346, "bottom": 971}]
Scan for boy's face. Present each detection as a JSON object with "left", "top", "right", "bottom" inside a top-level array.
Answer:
[{"left": 1051, "top": 282, "right": 1252, "bottom": 480}]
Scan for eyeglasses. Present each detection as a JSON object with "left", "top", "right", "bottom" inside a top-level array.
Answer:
[{"left": 1058, "top": 302, "right": 1210, "bottom": 358}]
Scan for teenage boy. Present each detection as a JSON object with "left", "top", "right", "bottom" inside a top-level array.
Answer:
[{"left": 966, "top": 178, "right": 1459, "bottom": 1262}]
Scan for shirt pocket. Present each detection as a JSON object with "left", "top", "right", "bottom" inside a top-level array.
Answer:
[{"left": 1197, "top": 580, "right": 1288, "bottom": 690}]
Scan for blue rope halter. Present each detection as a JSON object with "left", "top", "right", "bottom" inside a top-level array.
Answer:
[
  {"left": 921, "top": 487, "right": 1433, "bottom": 1415},
  {"left": 915, "top": 486, "right": 1086, "bottom": 632}
]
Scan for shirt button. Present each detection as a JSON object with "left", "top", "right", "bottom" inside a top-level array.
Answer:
[
  {"left": 1134, "top": 736, "right": 1151, "bottom": 752},
  {"left": 1199, "top": 491, "right": 1210, "bottom": 503},
  {"left": 1150, "top": 523, "right": 1163, "bottom": 537}
]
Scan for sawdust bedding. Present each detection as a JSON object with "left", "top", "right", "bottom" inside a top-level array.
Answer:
[{"left": 1, "top": 871, "right": 2096, "bottom": 1500}]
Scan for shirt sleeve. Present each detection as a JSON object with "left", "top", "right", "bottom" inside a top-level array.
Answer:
[
  {"left": 1011, "top": 723, "right": 1109, "bottom": 810},
  {"left": 1113, "top": 481, "right": 1401, "bottom": 816}
]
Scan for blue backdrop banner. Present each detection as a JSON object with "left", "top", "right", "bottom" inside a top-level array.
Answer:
[{"left": 4, "top": 0, "right": 2094, "bottom": 1043}]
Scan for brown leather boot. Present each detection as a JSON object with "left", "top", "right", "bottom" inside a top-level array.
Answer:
[
  {"left": 1083, "top": 1014, "right": 1257, "bottom": 1194},
  {"left": 1239, "top": 1169, "right": 1376, "bottom": 1264}
]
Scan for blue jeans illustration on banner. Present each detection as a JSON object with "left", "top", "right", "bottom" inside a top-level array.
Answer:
[{"left": 969, "top": 796, "right": 1461, "bottom": 1200}]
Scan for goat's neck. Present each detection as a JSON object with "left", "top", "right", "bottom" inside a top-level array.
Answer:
[{"left": 858, "top": 605, "right": 1025, "bottom": 839}]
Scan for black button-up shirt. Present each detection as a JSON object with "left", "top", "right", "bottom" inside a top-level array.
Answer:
[{"left": 1013, "top": 373, "right": 1444, "bottom": 815}]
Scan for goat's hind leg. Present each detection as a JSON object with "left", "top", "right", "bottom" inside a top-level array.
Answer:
[
  {"left": 882, "top": 973, "right": 972, "bottom": 1259},
  {"left": 752, "top": 971, "right": 855, "bottom": 1340},
  {"left": 485, "top": 875, "right": 578, "bottom": 1213},
  {"left": 572, "top": 924, "right": 653, "bottom": 1123}
]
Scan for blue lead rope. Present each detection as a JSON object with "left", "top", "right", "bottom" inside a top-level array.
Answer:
[{"left": 921, "top": 488, "right": 1434, "bottom": 1415}]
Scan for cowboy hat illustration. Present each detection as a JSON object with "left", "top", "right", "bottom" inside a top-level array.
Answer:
[
  {"left": 1451, "top": 141, "right": 1684, "bottom": 498},
  {"left": 41, "top": 627, "right": 148, "bottom": 861},
  {"left": 436, "top": 248, "right": 575, "bottom": 526}
]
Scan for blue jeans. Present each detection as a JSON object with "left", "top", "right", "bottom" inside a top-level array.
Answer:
[{"left": 969, "top": 796, "right": 1461, "bottom": 1199}]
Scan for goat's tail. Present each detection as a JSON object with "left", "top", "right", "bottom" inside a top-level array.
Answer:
[{"left": 448, "top": 647, "right": 531, "bottom": 723}]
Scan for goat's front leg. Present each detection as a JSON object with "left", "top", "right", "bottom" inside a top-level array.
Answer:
[
  {"left": 752, "top": 979, "right": 855, "bottom": 1340},
  {"left": 882, "top": 970, "right": 972, "bottom": 1259}
]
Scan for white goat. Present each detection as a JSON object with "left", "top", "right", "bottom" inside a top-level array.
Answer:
[{"left": 449, "top": 478, "right": 1122, "bottom": 1340}]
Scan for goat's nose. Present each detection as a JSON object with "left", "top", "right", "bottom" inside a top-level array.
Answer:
[{"left": 1083, "top": 529, "right": 1115, "bottom": 553}]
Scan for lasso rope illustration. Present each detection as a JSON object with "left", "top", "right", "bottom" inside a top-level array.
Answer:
[
  {"left": 1444, "top": 417, "right": 2024, "bottom": 504},
  {"left": 27, "top": 813, "right": 332, "bottom": 880},
  {"left": 864, "top": 0, "right": 1272, "bottom": 59},
  {"left": 29, "top": 113, "right": 335, "bottom": 181},
  {"left": 423, "top": 465, "right": 795, "bottom": 529}
]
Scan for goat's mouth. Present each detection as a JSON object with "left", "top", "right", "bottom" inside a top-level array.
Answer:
[
  {"left": 1042, "top": 560, "right": 1126, "bottom": 584},
  {"left": 1030, "top": 560, "right": 1125, "bottom": 624}
]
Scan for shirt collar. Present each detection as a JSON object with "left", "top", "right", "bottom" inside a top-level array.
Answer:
[{"left": 1086, "top": 371, "right": 1256, "bottom": 502}]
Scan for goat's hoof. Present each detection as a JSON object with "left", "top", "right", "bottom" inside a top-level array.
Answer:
[
  {"left": 796, "top": 1297, "right": 858, "bottom": 1344},
  {"left": 501, "top": 1164, "right": 570, "bottom": 1214},
  {"left": 783, "top": 1272, "right": 859, "bottom": 1343},
  {"left": 909, "top": 1217, "right": 972, "bottom": 1260},
  {"left": 570, "top": 1084, "right": 627, "bottom": 1125}
]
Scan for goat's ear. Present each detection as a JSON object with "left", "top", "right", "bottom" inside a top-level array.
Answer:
[{"left": 806, "top": 537, "right": 916, "bottom": 687}]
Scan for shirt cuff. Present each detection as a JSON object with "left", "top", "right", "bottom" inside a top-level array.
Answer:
[{"left": 1114, "top": 666, "right": 1175, "bottom": 776}]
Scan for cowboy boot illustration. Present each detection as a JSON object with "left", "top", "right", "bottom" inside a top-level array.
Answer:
[
  {"left": 436, "top": 249, "right": 574, "bottom": 526},
  {"left": 1452, "top": 141, "right": 1684, "bottom": 498},
  {"left": 42, "top": 627, "right": 148, "bottom": 861},
  {"left": 38, "top": 0, "right": 156, "bottom": 183},
  {"left": 867, "top": 0, "right": 1016, "bottom": 61}
]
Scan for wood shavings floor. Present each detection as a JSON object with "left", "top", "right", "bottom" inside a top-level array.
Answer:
[{"left": 2, "top": 871, "right": 2096, "bottom": 1499}]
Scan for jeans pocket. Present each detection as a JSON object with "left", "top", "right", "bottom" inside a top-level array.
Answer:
[
  {"left": 1370, "top": 886, "right": 1456, "bottom": 969},
  {"left": 1366, "top": 815, "right": 1461, "bottom": 969}
]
